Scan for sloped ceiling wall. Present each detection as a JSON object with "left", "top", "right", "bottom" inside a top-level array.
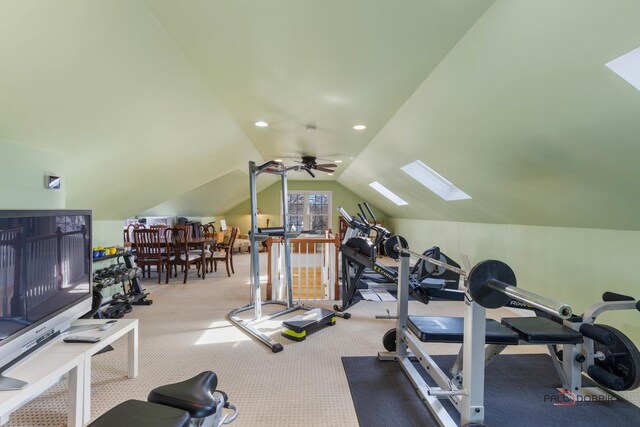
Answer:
[
  {"left": 0, "top": 0, "right": 262, "bottom": 220},
  {"left": 2, "top": 1, "right": 640, "bottom": 231},
  {"left": 340, "top": 0, "right": 640, "bottom": 230},
  {"left": 140, "top": 169, "right": 276, "bottom": 217}
]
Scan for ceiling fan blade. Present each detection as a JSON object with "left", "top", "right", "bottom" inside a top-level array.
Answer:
[
  {"left": 315, "top": 163, "right": 337, "bottom": 168},
  {"left": 314, "top": 166, "right": 335, "bottom": 173},
  {"left": 304, "top": 167, "right": 316, "bottom": 178}
]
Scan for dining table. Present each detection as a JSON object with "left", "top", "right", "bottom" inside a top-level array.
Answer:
[{"left": 124, "top": 236, "right": 217, "bottom": 280}]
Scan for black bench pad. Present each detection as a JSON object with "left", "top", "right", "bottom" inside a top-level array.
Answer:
[
  {"left": 89, "top": 400, "right": 190, "bottom": 427},
  {"left": 407, "top": 316, "right": 519, "bottom": 345},
  {"left": 501, "top": 317, "right": 583, "bottom": 344}
]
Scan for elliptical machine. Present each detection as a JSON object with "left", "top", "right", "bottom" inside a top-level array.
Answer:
[{"left": 335, "top": 203, "right": 458, "bottom": 313}]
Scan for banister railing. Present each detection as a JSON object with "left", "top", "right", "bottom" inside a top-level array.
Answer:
[
  {"left": 0, "top": 226, "right": 89, "bottom": 317},
  {"left": 266, "top": 234, "right": 341, "bottom": 302}
]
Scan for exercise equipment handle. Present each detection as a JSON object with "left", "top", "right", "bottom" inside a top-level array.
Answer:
[
  {"left": 486, "top": 279, "right": 572, "bottom": 319},
  {"left": 338, "top": 206, "right": 353, "bottom": 223},
  {"left": 222, "top": 402, "right": 239, "bottom": 424},
  {"left": 637, "top": 301, "right": 640, "bottom": 312},
  {"left": 364, "top": 202, "right": 377, "bottom": 224},
  {"left": 358, "top": 203, "right": 368, "bottom": 221},
  {"left": 357, "top": 213, "right": 369, "bottom": 226},
  {"left": 257, "top": 227, "right": 285, "bottom": 236},
  {"left": 602, "top": 291, "right": 635, "bottom": 302}
]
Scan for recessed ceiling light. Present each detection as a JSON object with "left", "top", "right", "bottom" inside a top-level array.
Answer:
[
  {"left": 401, "top": 160, "right": 471, "bottom": 201},
  {"left": 254, "top": 121, "right": 269, "bottom": 127},
  {"left": 328, "top": 173, "right": 334, "bottom": 176},
  {"left": 606, "top": 47, "right": 640, "bottom": 91},
  {"left": 334, "top": 160, "right": 343, "bottom": 163},
  {"left": 369, "top": 181, "right": 408, "bottom": 206},
  {"left": 274, "top": 159, "right": 283, "bottom": 163},
  {"left": 353, "top": 124, "right": 366, "bottom": 130}
]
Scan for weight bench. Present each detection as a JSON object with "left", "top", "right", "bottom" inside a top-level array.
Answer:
[
  {"left": 407, "top": 316, "right": 518, "bottom": 344},
  {"left": 500, "top": 316, "right": 583, "bottom": 344},
  {"left": 407, "top": 315, "right": 586, "bottom": 390},
  {"left": 407, "top": 315, "right": 582, "bottom": 346}
]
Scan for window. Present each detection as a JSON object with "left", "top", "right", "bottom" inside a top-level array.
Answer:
[
  {"left": 286, "top": 191, "right": 331, "bottom": 233},
  {"left": 401, "top": 160, "right": 470, "bottom": 201},
  {"left": 606, "top": 47, "right": 640, "bottom": 92}
]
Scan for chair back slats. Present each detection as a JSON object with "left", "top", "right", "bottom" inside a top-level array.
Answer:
[
  {"left": 174, "top": 225, "right": 193, "bottom": 240},
  {"left": 227, "top": 226, "right": 239, "bottom": 250},
  {"left": 203, "top": 223, "right": 216, "bottom": 236},
  {"left": 125, "top": 223, "right": 147, "bottom": 243},
  {"left": 166, "top": 227, "right": 189, "bottom": 260},
  {"left": 133, "top": 229, "right": 163, "bottom": 259}
]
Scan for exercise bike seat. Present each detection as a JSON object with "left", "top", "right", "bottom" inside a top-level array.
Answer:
[
  {"left": 89, "top": 400, "right": 190, "bottom": 427},
  {"left": 148, "top": 371, "right": 219, "bottom": 419}
]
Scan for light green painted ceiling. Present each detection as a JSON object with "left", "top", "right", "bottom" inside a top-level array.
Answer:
[
  {"left": 141, "top": 0, "right": 494, "bottom": 174},
  {"left": 0, "top": 0, "right": 262, "bottom": 219},
  {"left": 340, "top": 0, "right": 640, "bottom": 231},
  {"left": 2, "top": 0, "right": 640, "bottom": 231},
  {"left": 139, "top": 169, "right": 276, "bottom": 218}
]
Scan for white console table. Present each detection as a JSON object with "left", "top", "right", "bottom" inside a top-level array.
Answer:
[{"left": 0, "top": 318, "right": 138, "bottom": 426}]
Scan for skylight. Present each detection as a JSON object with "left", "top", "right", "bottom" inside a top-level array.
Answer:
[
  {"left": 369, "top": 181, "right": 408, "bottom": 206},
  {"left": 605, "top": 47, "right": 640, "bottom": 91},
  {"left": 401, "top": 160, "right": 471, "bottom": 201}
]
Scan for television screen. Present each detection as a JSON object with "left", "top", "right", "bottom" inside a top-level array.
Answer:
[{"left": 0, "top": 211, "right": 91, "bottom": 344}]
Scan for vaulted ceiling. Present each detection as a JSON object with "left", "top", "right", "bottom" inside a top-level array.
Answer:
[{"left": 1, "top": 1, "right": 639, "bottom": 230}]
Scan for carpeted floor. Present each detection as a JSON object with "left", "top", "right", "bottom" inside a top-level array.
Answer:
[{"left": 5, "top": 253, "right": 640, "bottom": 426}]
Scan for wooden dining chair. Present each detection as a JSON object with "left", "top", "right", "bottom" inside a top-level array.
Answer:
[
  {"left": 174, "top": 225, "right": 193, "bottom": 238},
  {"left": 164, "top": 227, "right": 202, "bottom": 284},
  {"left": 125, "top": 223, "right": 146, "bottom": 244},
  {"left": 203, "top": 223, "right": 216, "bottom": 236},
  {"left": 133, "top": 229, "right": 164, "bottom": 283},
  {"left": 207, "top": 226, "right": 238, "bottom": 277}
]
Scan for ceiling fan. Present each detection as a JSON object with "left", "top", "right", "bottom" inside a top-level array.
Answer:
[{"left": 290, "top": 155, "right": 337, "bottom": 177}]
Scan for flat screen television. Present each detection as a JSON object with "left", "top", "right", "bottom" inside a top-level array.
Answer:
[{"left": 0, "top": 210, "right": 92, "bottom": 383}]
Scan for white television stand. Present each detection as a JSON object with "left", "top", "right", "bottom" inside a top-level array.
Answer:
[{"left": 0, "top": 318, "right": 138, "bottom": 426}]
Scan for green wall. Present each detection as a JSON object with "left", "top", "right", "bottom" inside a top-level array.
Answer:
[
  {"left": 222, "top": 180, "right": 389, "bottom": 234},
  {"left": 388, "top": 218, "right": 640, "bottom": 345},
  {"left": 0, "top": 140, "right": 65, "bottom": 210},
  {"left": 93, "top": 220, "right": 125, "bottom": 248},
  {"left": 0, "top": 139, "right": 124, "bottom": 252}
]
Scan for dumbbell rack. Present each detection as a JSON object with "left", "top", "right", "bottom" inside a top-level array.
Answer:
[{"left": 93, "top": 252, "right": 152, "bottom": 319}]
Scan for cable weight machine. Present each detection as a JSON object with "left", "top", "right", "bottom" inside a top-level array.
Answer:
[{"left": 228, "top": 160, "right": 348, "bottom": 353}]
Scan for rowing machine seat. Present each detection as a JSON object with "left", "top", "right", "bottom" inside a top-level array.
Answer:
[
  {"left": 501, "top": 317, "right": 583, "bottom": 344},
  {"left": 407, "top": 316, "right": 519, "bottom": 344}
]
